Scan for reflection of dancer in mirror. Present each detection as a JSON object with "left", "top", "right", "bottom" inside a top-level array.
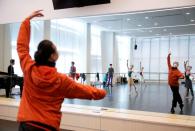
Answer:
[
  {"left": 127, "top": 60, "right": 138, "bottom": 94},
  {"left": 17, "top": 10, "right": 106, "bottom": 131},
  {"left": 80, "top": 73, "right": 86, "bottom": 84},
  {"left": 184, "top": 60, "right": 194, "bottom": 98},
  {"left": 96, "top": 72, "right": 100, "bottom": 82},
  {"left": 69, "top": 61, "right": 76, "bottom": 80},
  {"left": 140, "top": 62, "right": 146, "bottom": 87},
  {"left": 167, "top": 51, "right": 184, "bottom": 114},
  {"left": 107, "top": 64, "right": 114, "bottom": 87}
]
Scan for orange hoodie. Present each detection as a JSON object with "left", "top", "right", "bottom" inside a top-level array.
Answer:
[
  {"left": 167, "top": 54, "right": 184, "bottom": 87},
  {"left": 17, "top": 18, "right": 106, "bottom": 130}
]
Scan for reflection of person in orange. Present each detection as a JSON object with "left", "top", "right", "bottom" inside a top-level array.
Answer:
[
  {"left": 69, "top": 61, "right": 76, "bottom": 80},
  {"left": 167, "top": 51, "right": 184, "bottom": 114},
  {"left": 17, "top": 10, "right": 106, "bottom": 131}
]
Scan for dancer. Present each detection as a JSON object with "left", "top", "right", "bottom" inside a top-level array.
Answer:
[
  {"left": 167, "top": 51, "right": 184, "bottom": 113},
  {"left": 17, "top": 10, "right": 106, "bottom": 131},
  {"left": 127, "top": 60, "right": 138, "bottom": 94},
  {"left": 80, "top": 73, "right": 86, "bottom": 84},
  {"left": 103, "top": 73, "right": 108, "bottom": 88},
  {"left": 139, "top": 62, "right": 146, "bottom": 87},
  {"left": 69, "top": 61, "right": 76, "bottom": 80},
  {"left": 184, "top": 60, "right": 194, "bottom": 98},
  {"left": 107, "top": 64, "right": 114, "bottom": 87}
]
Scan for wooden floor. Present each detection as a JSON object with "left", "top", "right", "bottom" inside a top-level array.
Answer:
[{"left": 1, "top": 82, "right": 195, "bottom": 116}]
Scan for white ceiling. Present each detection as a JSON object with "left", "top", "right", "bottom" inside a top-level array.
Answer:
[{"left": 77, "top": 7, "right": 195, "bottom": 37}]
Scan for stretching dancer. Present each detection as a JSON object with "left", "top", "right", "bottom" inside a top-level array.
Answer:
[
  {"left": 167, "top": 51, "right": 184, "bottom": 114},
  {"left": 127, "top": 60, "right": 138, "bottom": 94},
  {"left": 184, "top": 60, "right": 194, "bottom": 98}
]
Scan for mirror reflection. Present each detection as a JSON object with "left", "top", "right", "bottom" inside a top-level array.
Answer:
[{"left": 1, "top": 7, "right": 195, "bottom": 116}]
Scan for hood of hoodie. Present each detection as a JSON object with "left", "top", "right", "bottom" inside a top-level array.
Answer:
[{"left": 30, "top": 65, "right": 59, "bottom": 88}]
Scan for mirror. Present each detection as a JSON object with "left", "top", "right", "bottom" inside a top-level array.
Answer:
[{"left": 0, "top": 7, "right": 195, "bottom": 116}]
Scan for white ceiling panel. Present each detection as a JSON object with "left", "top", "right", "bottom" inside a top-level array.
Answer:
[{"left": 77, "top": 7, "right": 195, "bottom": 37}]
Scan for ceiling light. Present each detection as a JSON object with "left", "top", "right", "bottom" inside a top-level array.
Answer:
[
  {"left": 169, "top": 33, "right": 172, "bottom": 35},
  {"left": 149, "top": 30, "right": 152, "bottom": 32},
  {"left": 127, "top": 18, "right": 131, "bottom": 21},
  {"left": 155, "top": 34, "right": 160, "bottom": 36},
  {"left": 163, "top": 29, "right": 167, "bottom": 32},
  {"left": 190, "top": 19, "right": 195, "bottom": 22},
  {"left": 186, "top": 12, "right": 190, "bottom": 15},
  {"left": 137, "top": 24, "right": 142, "bottom": 27},
  {"left": 154, "top": 22, "right": 158, "bottom": 26},
  {"left": 145, "top": 17, "right": 149, "bottom": 19}
]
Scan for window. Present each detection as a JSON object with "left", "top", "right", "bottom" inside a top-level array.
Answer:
[
  {"left": 116, "top": 35, "right": 130, "bottom": 74},
  {"left": 10, "top": 21, "right": 44, "bottom": 76},
  {"left": 133, "top": 35, "right": 192, "bottom": 81},
  {"left": 50, "top": 19, "right": 85, "bottom": 74},
  {"left": 90, "top": 25, "right": 102, "bottom": 81}
]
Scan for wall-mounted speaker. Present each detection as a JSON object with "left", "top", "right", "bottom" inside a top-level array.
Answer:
[{"left": 134, "top": 44, "right": 137, "bottom": 50}]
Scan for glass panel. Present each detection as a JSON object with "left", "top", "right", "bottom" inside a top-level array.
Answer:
[
  {"left": 51, "top": 19, "right": 85, "bottom": 73},
  {"left": 150, "top": 38, "right": 160, "bottom": 80},
  {"left": 10, "top": 21, "right": 44, "bottom": 76},
  {"left": 116, "top": 35, "right": 130, "bottom": 74},
  {"left": 189, "top": 35, "right": 195, "bottom": 73},
  {"left": 159, "top": 37, "right": 169, "bottom": 80},
  {"left": 90, "top": 25, "right": 102, "bottom": 81}
]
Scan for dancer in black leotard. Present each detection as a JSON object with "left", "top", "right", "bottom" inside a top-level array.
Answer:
[{"left": 184, "top": 60, "right": 194, "bottom": 98}]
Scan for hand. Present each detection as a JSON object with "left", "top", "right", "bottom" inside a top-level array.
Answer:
[
  {"left": 28, "top": 10, "right": 44, "bottom": 20},
  {"left": 168, "top": 49, "right": 171, "bottom": 55}
]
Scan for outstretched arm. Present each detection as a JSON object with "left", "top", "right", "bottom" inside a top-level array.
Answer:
[
  {"left": 60, "top": 75, "right": 106, "bottom": 100},
  {"left": 167, "top": 53, "right": 171, "bottom": 69},
  {"left": 127, "top": 60, "right": 129, "bottom": 69},
  {"left": 17, "top": 10, "right": 44, "bottom": 72},
  {"left": 184, "top": 60, "right": 188, "bottom": 71}
]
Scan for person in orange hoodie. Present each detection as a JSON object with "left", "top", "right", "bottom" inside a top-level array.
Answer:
[
  {"left": 17, "top": 10, "right": 106, "bottom": 131},
  {"left": 167, "top": 51, "right": 184, "bottom": 114}
]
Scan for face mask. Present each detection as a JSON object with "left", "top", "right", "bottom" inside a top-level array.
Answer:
[{"left": 173, "top": 63, "right": 178, "bottom": 68}]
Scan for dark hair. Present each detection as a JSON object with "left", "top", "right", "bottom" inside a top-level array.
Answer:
[
  {"left": 34, "top": 40, "right": 55, "bottom": 66},
  {"left": 10, "top": 59, "right": 15, "bottom": 64}
]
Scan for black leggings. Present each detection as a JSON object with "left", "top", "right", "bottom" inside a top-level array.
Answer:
[
  {"left": 170, "top": 86, "right": 183, "bottom": 108},
  {"left": 186, "top": 79, "right": 194, "bottom": 97},
  {"left": 19, "top": 121, "right": 57, "bottom": 131}
]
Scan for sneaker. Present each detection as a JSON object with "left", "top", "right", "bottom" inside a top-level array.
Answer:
[{"left": 170, "top": 108, "right": 175, "bottom": 114}]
